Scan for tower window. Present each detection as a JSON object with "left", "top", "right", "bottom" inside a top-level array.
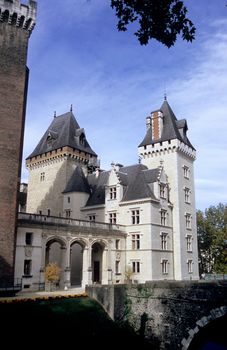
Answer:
[
  {"left": 79, "top": 133, "right": 85, "bottom": 146},
  {"left": 186, "top": 235, "right": 192, "bottom": 252},
  {"left": 183, "top": 166, "right": 189, "bottom": 179},
  {"left": 89, "top": 215, "right": 96, "bottom": 222},
  {"left": 132, "top": 234, "right": 140, "bottom": 250},
  {"left": 184, "top": 188, "right": 190, "bottom": 203},
  {"left": 115, "top": 261, "right": 120, "bottom": 274},
  {"left": 161, "top": 260, "right": 168, "bottom": 274},
  {"left": 40, "top": 172, "right": 45, "bottom": 182},
  {"left": 187, "top": 260, "right": 193, "bottom": 273},
  {"left": 161, "top": 233, "right": 168, "bottom": 250},
  {"left": 132, "top": 261, "right": 140, "bottom": 273},
  {"left": 185, "top": 213, "right": 191, "bottom": 229},
  {"left": 65, "top": 210, "right": 71, "bottom": 218},
  {"left": 131, "top": 210, "right": 140, "bottom": 224},
  {"left": 67, "top": 197, "right": 70, "bottom": 203},
  {"left": 160, "top": 210, "right": 167, "bottom": 226}
]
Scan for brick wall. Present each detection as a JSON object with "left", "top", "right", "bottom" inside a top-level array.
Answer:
[{"left": 0, "top": 22, "right": 29, "bottom": 283}]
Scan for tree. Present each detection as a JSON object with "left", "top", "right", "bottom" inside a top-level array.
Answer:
[
  {"left": 110, "top": 0, "right": 196, "bottom": 47},
  {"left": 197, "top": 203, "right": 227, "bottom": 276},
  {"left": 44, "top": 262, "right": 61, "bottom": 291}
]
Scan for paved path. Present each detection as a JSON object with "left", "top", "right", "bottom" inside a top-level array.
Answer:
[{"left": 0, "top": 286, "right": 86, "bottom": 301}]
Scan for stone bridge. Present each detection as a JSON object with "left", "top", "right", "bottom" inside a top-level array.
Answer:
[{"left": 87, "top": 281, "right": 227, "bottom": 349}]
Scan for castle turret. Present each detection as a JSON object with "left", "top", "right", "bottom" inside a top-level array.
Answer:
[
  {"left": 26, "top": 110, "right": 98, "bottom": 217},
  {"left": 138, "top": 99, "right": 199, "bottom": 280},
  {"left": 0, "top": 0, "right": 36, "bottom": 285}
]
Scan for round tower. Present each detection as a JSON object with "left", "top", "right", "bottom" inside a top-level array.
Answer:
[{"left": 0, "top": 0, "right": 36, "bottom": 286}]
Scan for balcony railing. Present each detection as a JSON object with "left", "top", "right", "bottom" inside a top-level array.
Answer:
[{"left": 18, "top": 212, "right": 125, "bottom": 232}]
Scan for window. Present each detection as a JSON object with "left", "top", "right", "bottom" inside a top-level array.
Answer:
[
  {"left": 185, "top": 213, "right": 191, "bottom": 229},
  {"left": 109, "top": 212, "right": 117, "bottom": 224},
  {"left": 115, "top": 239, "right": 120, "bottom": 250},
  {"left": 160, "top": 184, "right": 166, "bottom": 199},
  {"left": 160, "top": 210, "right": 167, "bottom": 226},
  {"left": 40, "top": 172, "right": 45, "bottom": 182},
  {"left": 131, "top": 210, "right": 140, "bottom": 224},
  {"left": 89, "top": 215, "right": 96, "bottom": 222},
  {"left": 132, "top": 261, "right": 140, "bottom": 273},
  {"left": 67, "top": 196, "right": 70, "bottom": 203},
  {"left": 161, "top": 233, "right": 168, "bottom": 250},
  {"left": 25, "top": 232, "right": 33, "bottom": 246},
  {"left": 186, "top": 235, "right": 192, "bottom": 252},
  {"left": 47, "top": 209, "right": 50, "bottom": 216},
  {"left": 183, "top": 166, "right": 189, "bottom": 179},
  {"left": 184, "top": 188, "right": 190, "bottom": 203},
  {"left": 39, "top": 210, "right": 42, "bottom": 215},
  {"left": 187, "top": 260, "right": 193, "bottom": 273},
  {"left": 132, "top": 234, "right": 140, "bottom": 250},
  {"left": 161, "top": 260, "right": 168, "bottom": 274},
  {"left": 110, "top": 187, "right": 117, "bottom": 199},
  {"left": 65, "top": 210, "right": 71, "bottom": 218},
  {"left": 24, "top": 260, "right": 32, "bottom": 276},
  {"left": 115, "top": 261, "right": 120, "bottom": 274}
]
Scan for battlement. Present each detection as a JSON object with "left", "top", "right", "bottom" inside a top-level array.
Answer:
[{"left": 0, "top": 0, "right": 36, "bottom": 33}]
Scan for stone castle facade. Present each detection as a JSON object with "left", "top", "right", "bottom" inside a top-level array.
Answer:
[{"left": 15, "top": 100, "right": 199, "bottom": 290}]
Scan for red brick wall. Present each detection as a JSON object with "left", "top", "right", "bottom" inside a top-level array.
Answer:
[{"left": 0, "top": 23, "right": 29, "bottom": 283}]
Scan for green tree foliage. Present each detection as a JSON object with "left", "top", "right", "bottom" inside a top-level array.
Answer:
[
  {"left": 197, "top": 203, "right": 227, "bottom": 276},
  {"left": 110, "top": 0, "right": 196, "bottom": 47}
]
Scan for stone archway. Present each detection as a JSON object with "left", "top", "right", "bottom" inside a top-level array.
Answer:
[
  {"left": 45, "top": 237, "right": 66, "bottom": 288},
  {"left": 70, "top": 241, "right": 84, "bottom": 286},
  {"left": 182, "top": 306, "right": 227, "bottom": 350},
  {"left": 91, "top": 242, "right": 105, "bottom": 284}
]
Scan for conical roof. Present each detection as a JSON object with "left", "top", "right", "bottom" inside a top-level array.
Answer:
[
  {"left": 139, "top": 100, "right": 195, "bottom": 150},
  {"left": 27, "top": 111, "right": 97, "bottom": 159}
]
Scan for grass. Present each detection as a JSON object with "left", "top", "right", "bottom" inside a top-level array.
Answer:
[{"left": 0, "top": 296, "right": 150, "bottom": 348}]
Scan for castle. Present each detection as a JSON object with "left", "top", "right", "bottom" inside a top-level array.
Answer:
[{"left": 0, "top": 0, "right": 199, "bottom": 292}]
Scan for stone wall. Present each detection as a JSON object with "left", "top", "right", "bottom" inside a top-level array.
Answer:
[{"left": 87, "top": 281, "right": 227, "bottom": 349}]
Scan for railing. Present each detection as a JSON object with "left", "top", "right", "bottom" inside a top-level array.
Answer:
[
  {"left": 0, "top": 278, "right": 22, "bottom": 291},
  {"left": 18, "top": 212, "right": 125, "bottom": 232}
]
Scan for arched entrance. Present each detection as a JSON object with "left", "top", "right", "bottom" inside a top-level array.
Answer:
[
  {"left": 70, "top": 241, "right": 84, "bottom": 286},
  {"left": 187, "top": 314, "right": 227, "bottom": 350},
  {"left": 45, "top": 238, "right": 65, "bottom": 267},
  {"left": 45, "top": 238, "right": 66, "bottom": 287},
  {"left": 91, "top": 242, "right": 105, "bottom": 284}
]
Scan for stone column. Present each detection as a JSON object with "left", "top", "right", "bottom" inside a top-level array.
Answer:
[
  {"left": 63, "top": 240, "right": 71, "bottom": 289},
  {"left": 87, "top": 241, "right": 92, "bottom": 285},
  {"left": 81, "top": 246, "right": 89, "bottom": 288},
  {"left": 107, "top": 240, "right": 113, "bottom": 284},
  {"left": 102, "top": 247, "right": 108, "bottom": 285}
]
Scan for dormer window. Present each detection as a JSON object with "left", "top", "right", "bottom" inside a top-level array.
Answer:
[
  {"left": 79, "top": 133, "right": 85, "bottom": 146},
  {"left": 110, "top": 186, "right": 117, "bottom": 200},
  {"left": 160, "top": 183, "right": 166, "bottom": 199}
]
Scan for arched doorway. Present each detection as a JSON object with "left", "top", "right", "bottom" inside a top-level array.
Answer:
[
  {"left": 45, "top": 238, "right": 65, "bottom": 287},
  {"left": 187, "top": 313, "right": 227, "bottom": 350},
  {"left": 91, "top": 242, "right": 105, "bottom": 284},
  {"left": 45, "top": 239, "right": 65, "bottom": 267},
  {"left": 70, "top": 242, "right": 84, "bottom": 286}
]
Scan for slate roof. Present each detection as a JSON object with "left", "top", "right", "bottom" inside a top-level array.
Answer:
[
  {"left": 27, "top": 111, "right": 97, "bottom": 159},
  {"left": 139, "top": 100, "right": 195, "bottom": 150},
  {"left": 63, "top": 166, "right": 90, "bottom": 194},
  {"left": 85, "top": 164, "right": 160, "bottom": 206}
]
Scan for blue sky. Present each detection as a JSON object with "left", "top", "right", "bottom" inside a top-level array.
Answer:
[{"left": 22, "top": 0, "right": 227, "bottom": 211}]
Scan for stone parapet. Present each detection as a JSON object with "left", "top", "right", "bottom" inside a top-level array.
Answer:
[{"left": 0, "top": 0, "right": 36, "bottom": 33}]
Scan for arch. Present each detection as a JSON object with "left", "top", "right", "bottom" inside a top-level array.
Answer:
[
  {"left": 182, "top": 306, "right": 227, "bottom": 350},
  {"left": 91, "top": 241, "right": 106, "bottom": 284},
  {"left": 70, "top": 240, "right": 86, "bottom": 286},
  {"left": 45, "top": 237, "right": 66, "bottom": 267}
]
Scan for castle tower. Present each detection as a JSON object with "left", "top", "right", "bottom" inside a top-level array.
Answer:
[
  {"left": 0, "top": 0, "right": 36, "bottom": 284},
  {"left": 138, "top": 100, "right": 199, "bottom": 280},
  {"left": 26, "top": 110, "right": 98, "bottom": 217}
]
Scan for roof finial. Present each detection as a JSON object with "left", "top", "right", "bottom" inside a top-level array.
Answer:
[
  {"left": 54, "top": 111, "right": 56, "bottom": 118},
  {"left": 164, "top": 92, "right": 167, "bottom": 101},
  {"left": 70, "top": 104, "right": 73, "bottom": 112}
]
